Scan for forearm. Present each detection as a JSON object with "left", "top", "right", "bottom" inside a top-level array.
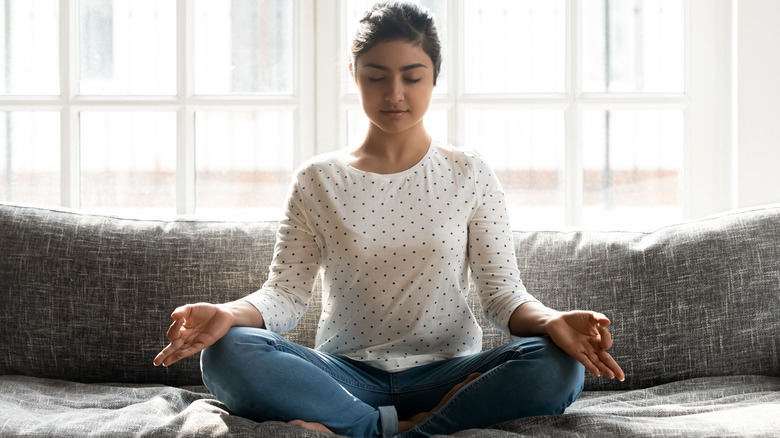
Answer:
[
  {"left": 507, "top": 301, "right": 560, "bottom": 337},
  {"left": 220, "top": 300, "right": 266, "bottom": 329}
]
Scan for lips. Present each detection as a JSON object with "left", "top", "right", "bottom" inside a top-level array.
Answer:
[{"left": 381, "top": 109, "right": 409, "bottom": 118}]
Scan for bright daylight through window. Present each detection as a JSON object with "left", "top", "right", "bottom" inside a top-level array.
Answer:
[{"left": 1, "top": 0, "right": 697, "bottom": 230}]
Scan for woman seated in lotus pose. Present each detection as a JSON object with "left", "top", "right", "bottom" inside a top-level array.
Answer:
[{"left": 154, "top": 2, "right": 624, "bottom": 436}]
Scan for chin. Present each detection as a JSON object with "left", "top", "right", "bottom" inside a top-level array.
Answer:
[{"left": 371, "top": 118, "right": 423, "bottom": 136}]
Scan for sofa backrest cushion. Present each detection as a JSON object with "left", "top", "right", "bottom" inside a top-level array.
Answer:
[
  {"left": 512, "top": 205, "right": 780, "bottom": 390},
  {"left": 2, "top": 203, "right": 779, "bottom": 390},
  {"left": 0, "top": 204, "right": 281, "bottom": 386}
]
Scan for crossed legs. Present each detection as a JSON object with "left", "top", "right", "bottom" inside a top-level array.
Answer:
[{"left": 201, "top": 328, "right": 584, "bottom": 437}]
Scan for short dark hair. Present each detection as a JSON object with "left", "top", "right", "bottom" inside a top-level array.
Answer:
[{"left": 351, "top": 1, "right": 442, "bottom": 85}]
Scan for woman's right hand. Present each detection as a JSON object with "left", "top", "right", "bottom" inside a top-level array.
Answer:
[{"left": 153, "top": 303, "right": 235, "bottom": 367}]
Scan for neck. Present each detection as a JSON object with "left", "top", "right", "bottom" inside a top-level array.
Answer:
[
  {"left": 349, "top": 123, "right": 432, "bottom": 174},
  {"left": 364, "top": 122, "right": 430, "bottom": 159}
]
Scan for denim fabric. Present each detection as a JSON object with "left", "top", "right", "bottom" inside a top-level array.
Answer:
[{"left": 201, "top": 327, "right": 584, "bottom": 437}]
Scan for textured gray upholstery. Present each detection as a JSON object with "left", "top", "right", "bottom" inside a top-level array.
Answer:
[
  {"left": 512, "top": 208, "right": 780, "bottom": 390},
  {"left": 1, "top": 202, "right": 779, "bottom": 437},
  {"left": 1, "top": 206, "right": 278, "bottom": 386}
]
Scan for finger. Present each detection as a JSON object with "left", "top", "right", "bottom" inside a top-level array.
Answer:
[
  {"left": 166, "top": 317, "right": 185, "bottom": 341},
  {"left": 153, "top": 349, "right": 166, "bottom": 366},
  {"left": 154, "top": 350, "right": 176, "bottom": 367},
  {"left": 153, "top": 338, "right": 183, "bottom": 366},
  {"left": 598, "top": 324, "right": 614, "bottom": 349},
  {"left": 166, "top": 305, "right": 193, "bottom": 340},
  {"left": 154, "top": 344, "right": 187, "bottom": 367},
  {"left": 161, "top": 342, "right": 207, "bottom": 367},
  {"left": 594, "top": 356, "right": 616, "bottom": 379},
  {"left": 586, "top": 349, "right": 616, "bottom": 379},
  {"left": 573, "top": 351, "right": 601, "bottom": 377},
  {"left": 592, "top": 312, "right": 611, "bottom": 327},
  {"left": 597, "top": 350, "right": 625, "bottom": 381},
  {"left": 170, "top": 305, "right": 191, "bottom": 320},
  {"left": 588, "top": 312, "right": 610, "bottom": 343}
]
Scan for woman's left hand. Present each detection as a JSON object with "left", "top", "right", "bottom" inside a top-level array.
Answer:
[{"left": 545, "top": 311, "right": 625, "bottom": 381}]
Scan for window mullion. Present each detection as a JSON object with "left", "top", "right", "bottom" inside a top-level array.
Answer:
[
  {"left": 176, "top": 0, "right": 194, "bottom": 215},
  {"left": 564, "top": 0, "right": 582, "bottom": 228},
  {"left": 61, "top": 0, "right": 79, "bottom": 209},
  {"left": 297, "top": 0, "right": 316, "bottom": 164},
  {"left": 316, "top": 1, "right": 341, "bottom": 155},
  {"left": 449, "top": 0, "right": 462, "bottom": 147}
]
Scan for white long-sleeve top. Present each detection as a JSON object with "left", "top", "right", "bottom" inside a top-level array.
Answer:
[{"left": 242, "top": 140, "right": 537, "bottom": 371}]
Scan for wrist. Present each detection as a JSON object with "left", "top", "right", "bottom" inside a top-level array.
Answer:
[
  {"left": 508, "top": 301, "right": 560, "bottom": 337},
  {"left": 219, "top": 300, "right": 265, "bottom": 329}
]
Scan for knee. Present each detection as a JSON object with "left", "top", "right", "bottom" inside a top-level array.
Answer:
[
  {"left": 505, "top": 337, "right": 584, "bottom": 413},
  {"left": 534, "top": 337, "right": 583, "bottom": 380},
  {"left": 531, "top": 337, "right": 583, "bottom": 384},
  {"left": 547, "top": 342, "right": 585, "bottom": 406},
  {"left": 200, "top": 327, "right": 279, "bottom": 382},
  {"left": 538, "top": 337, "right": 584, "bottom": 413},
  {"left": 202, "top": 327, "right": 247, "bottom": 365}
]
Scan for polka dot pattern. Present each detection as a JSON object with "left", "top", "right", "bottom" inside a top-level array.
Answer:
[{"left": 242, "top": 141, "right": 536, "bottom": 372}]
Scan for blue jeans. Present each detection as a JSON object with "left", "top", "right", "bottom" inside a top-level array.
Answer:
[{"left": 201, "top": 327, "right": 583, "bottom": 437}]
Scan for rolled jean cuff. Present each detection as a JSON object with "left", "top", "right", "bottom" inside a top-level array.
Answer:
[{"left": 378, "top": 405, "right": 398, "bottom": 437}]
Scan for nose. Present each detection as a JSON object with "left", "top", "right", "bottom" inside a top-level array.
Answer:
[{"left": 385, "top": 77, "right": 404, "bottom": 103}]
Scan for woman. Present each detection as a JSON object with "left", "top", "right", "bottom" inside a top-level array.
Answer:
[{"left": 154, "top": 2, "right": 624, "bottom": 436}]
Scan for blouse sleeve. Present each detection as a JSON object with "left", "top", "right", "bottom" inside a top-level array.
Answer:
[
  {"left": 241, "top": 174, "right": 321, "bottom": 334},
  {"left": 466, "top": 152, "right": 539, "bottom": 336}
]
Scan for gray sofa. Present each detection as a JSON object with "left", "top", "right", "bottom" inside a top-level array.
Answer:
[{"left": 1, "top": 201, "right": 778, "bottom": 437}]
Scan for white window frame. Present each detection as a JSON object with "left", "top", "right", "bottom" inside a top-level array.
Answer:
[
  {"left": 32, "top": 0, "right": 315, "bottom": 215},
  {"left": 2, "top": 0, "right": 733, "bottom": 227},
  {"left": 316, "top": 0, "right": 735, "bottom": 229}
]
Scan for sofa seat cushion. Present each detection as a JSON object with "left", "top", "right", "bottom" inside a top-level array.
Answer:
[
  {"left": 1, "top": 375, "right": 778, "bottom": 437},
  {"left": 491, "top": 375, "right": 780, "bottom": 437}
]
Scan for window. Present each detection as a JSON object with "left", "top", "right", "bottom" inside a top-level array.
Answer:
[
  {"left": 0, "top": 0, "right": 312, "bottom": 218},
  {"left": 1, "top": 1, "right": 731, "bottom": 230},
  {"left": 329, "top": 0, "right": 727, "bottom": 231}
]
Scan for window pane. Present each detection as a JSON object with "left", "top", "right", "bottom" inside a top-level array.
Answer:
[
  {"left": 464, "top": 0, "right": 565, "bottom": 94},
  {"left": 195, "top": 111, "right": 294, "bottom": 215},
  {"left": 582, "top": 109, "right": 683, "bottom": 230},
  {"left": 79, "top": 0, "right": 176, "bottom": 95},
  {"left": 582, "top": 0, "right": 684, "bottom": 93},
  {"left": 0, "top": 112, "right": 60, "bottom": 204},
  {"left": 345, "top": 0, "right": 448, "bottom": 95},
  {"left": 346, "top": 109, "right": 447, "bottom": 149},
  {"left": 0, "top": 0, "right": 59, "bottom": 95},
  {"left": 80, "top": 111, "right": 176, "bottom": 210},
  {"left": 465, "top": 109, "right": 565, "bottom": 230},
  {"left": 194, "top": 0, "right": 293, "bottom": 95}
]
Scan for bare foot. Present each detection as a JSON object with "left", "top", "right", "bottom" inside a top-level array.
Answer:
[
  {"left": 290, "top": 374, "right": 484, "bottom": 435},
  {"left": 288, "top": 419, "right": 334, "bottom": 434},
  {"left": 398, "top": 372, "right": 483, "bottom": 433}
]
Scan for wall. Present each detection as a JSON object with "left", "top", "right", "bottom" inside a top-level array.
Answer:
[{"left": 737, "top": 0, "right": 780, "bottom": 208}]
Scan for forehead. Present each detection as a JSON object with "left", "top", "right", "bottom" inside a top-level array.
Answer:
[{"left": 357, "top": 40, "right": 431, "bottom": 69}]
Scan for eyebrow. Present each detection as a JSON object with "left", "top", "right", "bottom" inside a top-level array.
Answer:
[{"left": 364, "top": 63, "right": 427, "bottom": 72}]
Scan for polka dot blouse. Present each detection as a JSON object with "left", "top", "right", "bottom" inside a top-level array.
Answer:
[{"left": 242, "top": 140, "right": 537, "bottom": 372}]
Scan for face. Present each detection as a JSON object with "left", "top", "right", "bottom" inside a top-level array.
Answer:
[{"left": 353, "top": 40, "right": 436, "bottom": 137}]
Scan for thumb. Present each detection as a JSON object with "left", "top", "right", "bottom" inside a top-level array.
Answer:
[
  {"left": 587, "top": 312, "right": 603, "bottom": 337},
  {"left": 594, "top": 312, "right": 611, "bottom": 327},
  {"left": 170, "top": 304, "right": 192, "bottom": 321}
]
